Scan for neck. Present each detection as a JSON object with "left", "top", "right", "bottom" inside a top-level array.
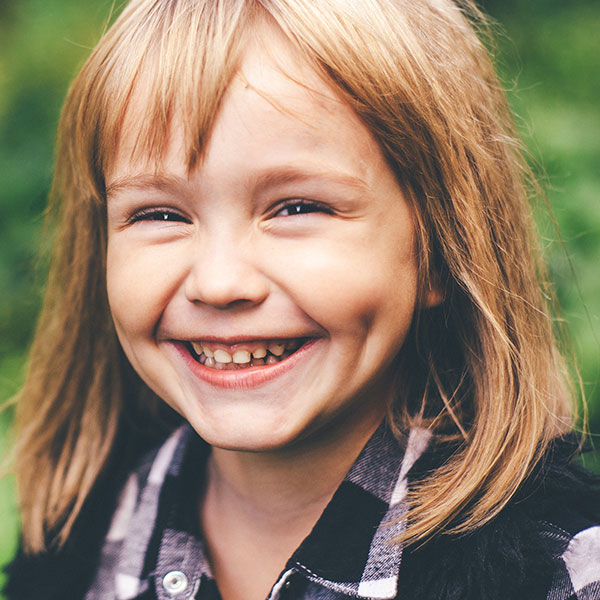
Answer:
[
  {"left": 206, "top": 412, "right": 383, "bottom": 532},
  {"left": 199, "top": 409, "right": 385, "bottom": 600}
]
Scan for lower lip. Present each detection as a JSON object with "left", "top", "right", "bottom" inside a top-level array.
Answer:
[{"left": 171, "top": 339, "right": 319, "bottom": 390}]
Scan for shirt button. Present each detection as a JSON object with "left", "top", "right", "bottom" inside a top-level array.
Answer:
[{"left": 162, "top": 570, "right": 189, "bottom": 595}]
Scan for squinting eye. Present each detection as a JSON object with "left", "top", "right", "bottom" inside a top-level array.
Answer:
[
  {"left": 130, "top": 209, "right": 189, "bottom": 223},
  {"left": 274, "top": 200, "right": 331, "bottom": 217}
]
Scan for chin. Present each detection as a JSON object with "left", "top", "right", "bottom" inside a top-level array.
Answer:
[{"left": 186, "top": 413, "right": 312, "bottom": 453}]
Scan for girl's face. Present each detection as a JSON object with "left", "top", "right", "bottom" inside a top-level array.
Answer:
[{"left": 105, "top": 29, "right": 440, "bottom": 452}]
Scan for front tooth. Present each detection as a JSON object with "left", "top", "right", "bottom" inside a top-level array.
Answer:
[
  {"left": 266, "top": 355, "right": 279, "bottom": 364},
  {"left": 268, "top": 343, "right": 285, "bottom": 356},
  {"left": 191, "top": 342, "right": 203, "bottom": 356},
  {"left": 213, "top": 349, "right": 233, "bottom": 364},
  {"left": 232, "top": 350, "right": 251, "bottom": 364},
  {"left": 202, "top": 346, "right": 214, "bottom": 358},
  {"left": 252, "top": 346, "right": 267, "bottom": 359}
]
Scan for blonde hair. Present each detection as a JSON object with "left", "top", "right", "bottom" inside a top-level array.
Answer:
[{"left": 15, "top": 0, "right": 574, "bottom": 552}]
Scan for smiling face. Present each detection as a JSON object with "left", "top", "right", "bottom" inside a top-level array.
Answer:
[{"left": 105, "top": 28, "right": 439, "bottom": 452}]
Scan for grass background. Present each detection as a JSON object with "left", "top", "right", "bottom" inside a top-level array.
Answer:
[{"left": 1, "top": 0, "right": 599, "bottom": 593}]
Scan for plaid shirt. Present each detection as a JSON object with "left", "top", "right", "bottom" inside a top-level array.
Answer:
[{"left": 84, "top": 424, "right": 600, "bottom": 600}]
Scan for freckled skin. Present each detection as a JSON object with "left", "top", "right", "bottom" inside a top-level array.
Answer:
[{"left": 105, "top": 31, "right": 439, "bottom": 455}]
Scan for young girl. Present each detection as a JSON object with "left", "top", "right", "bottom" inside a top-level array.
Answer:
[{"left": 5, "top": 0, "right": 600, "bottom": 598}]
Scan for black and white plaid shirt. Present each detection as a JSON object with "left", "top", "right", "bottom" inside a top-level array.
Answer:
[{"left": 85, "top": 424, "right": 600, "bottom": 600}]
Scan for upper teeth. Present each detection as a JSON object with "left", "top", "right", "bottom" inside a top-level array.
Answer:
[
  {"left": 213, "top": 349, "right": 233, "bottom": 363},
  {"left": 190, "top": 341, "right": 297, "bottom": 365},
  {"left": 269, "top": 343, "right": 285, "bottom": 356},
  {"left": 232, "top": 350, "right": 251, "bottom": 364}
]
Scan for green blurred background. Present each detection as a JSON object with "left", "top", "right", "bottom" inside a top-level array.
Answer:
[{"left": 0, "top": 0, "right": 599, "bottom": 591}]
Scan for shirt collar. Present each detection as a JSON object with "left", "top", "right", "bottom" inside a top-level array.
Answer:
[
  {"left": 103, "top": 422, "right": 431, "bottom": 600},
  {"left": 289, "top": 424, "right": 432, "bottom": 599}
]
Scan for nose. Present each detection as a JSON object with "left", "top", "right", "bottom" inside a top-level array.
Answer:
[{"left": 183, "top": 233, "right": 269, "bottom": 309}]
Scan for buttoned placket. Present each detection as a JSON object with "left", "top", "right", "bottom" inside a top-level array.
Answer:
[
  {"left": 156, "top": 562, "right": 306, "bottom": 600},
  {"left": 153, "top": 529, "right": 206, "bottom": 600}
]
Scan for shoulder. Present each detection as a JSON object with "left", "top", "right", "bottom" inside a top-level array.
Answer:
[
  {"left": 535, "top": 452, "right": 600, "bottom": 600},
  {"left": 495, "top": 439, "right": 600, "bottom": 600},
  {"left": 544, "top": 519, "right": 600, "bottom": 600},
  {"left": 398, "top": 437, "right": 600, "bottom": 600},
  {"left": 2, "top": 426, "right": 170, "bottom": 600}
]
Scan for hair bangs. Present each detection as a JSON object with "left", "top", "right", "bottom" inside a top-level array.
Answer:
[{"left": 75, "top": 0, "right": 259, "bottom": 194}]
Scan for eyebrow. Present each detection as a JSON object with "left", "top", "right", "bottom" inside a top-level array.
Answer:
[
  {"left": 105, "top": 173, "right": 188, "bottom": 199},
  {"left": 248, "top": 166, "right": 369, "bottom": 196},
  {"left": 105, "top": 166, "right": 369, "bottom": 199}
]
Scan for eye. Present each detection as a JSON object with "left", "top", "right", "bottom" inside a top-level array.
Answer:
[
  {"left": 273, "top": 199, "right": 332, "bottom": 217},
  {"left": 129, "top": 208, "right": 190, "bottom": 224}
]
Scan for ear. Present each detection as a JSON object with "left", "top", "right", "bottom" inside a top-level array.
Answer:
[{"left": 421, "top": 274, "right": 444, "bottom": 308}]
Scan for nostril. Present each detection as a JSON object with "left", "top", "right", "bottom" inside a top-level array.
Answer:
[
  {"left": 189, "top": 297, "right": 266, "bottom": 312},
  {"left": 214, "top": 298, "right": 261, "bottom": 310},
  {"left": 183, "top": 261, "right": 269, "bottom": 308}
]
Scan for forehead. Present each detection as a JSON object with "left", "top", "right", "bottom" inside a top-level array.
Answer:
[{"left": 108, "top": 22, "right": 384, "bottom": 185}]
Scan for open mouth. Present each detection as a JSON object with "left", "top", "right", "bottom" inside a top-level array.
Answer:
[{"left": 187, "top": 339, "right": 306, "bottom": 370}]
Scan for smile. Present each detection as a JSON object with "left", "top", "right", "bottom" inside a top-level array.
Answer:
[
  {"left": 174, "top": 337, "right": 318, "bottom": 390},
  {"left": 187, "top": 339, "right": 305, "bottom": 370}
]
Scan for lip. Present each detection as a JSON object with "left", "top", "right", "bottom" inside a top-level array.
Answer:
[{"left": 171, "top": 337, "right": 319, "bottom": 390}]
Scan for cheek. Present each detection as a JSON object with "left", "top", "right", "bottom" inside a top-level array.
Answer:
[
  {"left": 264, "top": 233, "right": 419, "bottom": 337},
  {"left": 106, "top": 240, "right": 180, "bottom": 338}
]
